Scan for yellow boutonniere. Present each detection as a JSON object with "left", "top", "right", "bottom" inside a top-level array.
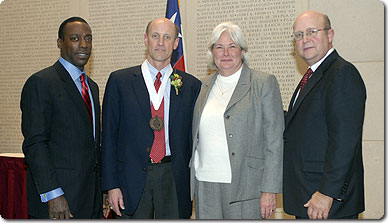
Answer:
[{"left": 170, "top": 71, "right": 183, "bottom": 95}]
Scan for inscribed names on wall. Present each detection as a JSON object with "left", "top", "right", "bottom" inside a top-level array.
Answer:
[
  {"left": 195, "top": 0, "right": 297, "bottom": 109},
  {"left": 0, "top": 0, "right": 70, "bottom": 152},
  {"left": 87, "top": 0, "right": 165, "bottom": 99},
  {"left": 0, "top": 0, "right": 300, "bottom": 153}
]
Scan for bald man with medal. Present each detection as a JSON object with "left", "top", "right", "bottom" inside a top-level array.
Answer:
[{"left": 101, "top": 18, "right": 201, "bottom": 219}]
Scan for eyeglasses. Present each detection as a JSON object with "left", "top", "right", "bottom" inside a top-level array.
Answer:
[{"left": 293, "top": 28, "right": 330, "bottom": 41}]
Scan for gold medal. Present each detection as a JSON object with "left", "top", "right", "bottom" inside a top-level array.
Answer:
[{"left": 150, "top": 116, "right": 163, "bottom": 131}]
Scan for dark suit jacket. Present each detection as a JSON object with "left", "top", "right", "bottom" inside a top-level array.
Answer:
[
  {"left": 101, "top": 65, "right": 201, "bottom": 218},
  {"left": 283, "top": 50, "right": 366, "bottom": 218},
  {"left": 20, "top": 61, "right": 102, "bottom": 218}
]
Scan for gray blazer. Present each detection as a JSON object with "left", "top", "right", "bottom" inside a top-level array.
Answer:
[{"left": 190, "top": 64, "right": 284, "bottom": 204}]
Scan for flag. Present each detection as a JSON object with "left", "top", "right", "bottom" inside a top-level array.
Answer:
[{"left": 166, "top": 0, "right": 186, "bottom": 71}]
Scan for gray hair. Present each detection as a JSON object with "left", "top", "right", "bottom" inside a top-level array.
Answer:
[
  {"left": 207, "top": 22, "right": 249, "bottom": 70},
  {"left": 323, "top": 14, "right": 331, "bottom": 30}
]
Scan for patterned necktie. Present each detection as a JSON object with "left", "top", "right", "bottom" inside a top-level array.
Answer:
[
  {"left": 80, "top": 73, "right": 93, "bottom": 125},
  {"left": 300, "top": 68, "right": 313, "bottom": 91},
  {"left": 149, "top": 72, "right": 166, "bottom": 163}
]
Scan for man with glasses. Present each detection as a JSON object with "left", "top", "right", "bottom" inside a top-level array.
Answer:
[{"left": 283, "top": 11, "right": 366, "bottom": 219}]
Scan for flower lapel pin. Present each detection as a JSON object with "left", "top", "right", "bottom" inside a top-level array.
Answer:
[{"left": 170, "top": 70, "right": 183, "bottom": 95}]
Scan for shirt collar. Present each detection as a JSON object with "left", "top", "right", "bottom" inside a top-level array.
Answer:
[
  {"left": 59, "top": 57, "right": 86, "bottom": 81},
  {"left": 145, "top": 60, "right": 172, "bottom": 80},
  {"left": 310, "top": 48, "right": 335, "bottom": 72}
]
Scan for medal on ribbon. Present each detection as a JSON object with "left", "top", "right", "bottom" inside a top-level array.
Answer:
[{"left": 150, "top": 116, "right": 163, "bottom": 131}]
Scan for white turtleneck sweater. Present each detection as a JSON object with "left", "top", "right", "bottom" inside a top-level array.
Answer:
[{"left": 194, "top": 67, "right": 242, "bottom": 183}]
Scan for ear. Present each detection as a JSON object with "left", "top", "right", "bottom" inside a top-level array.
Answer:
[
  {"left": 173, "top": 37, "right": 179, "bottom": 50},
  {"left": 327, "top": 29, "right": 334, "bottom": 44},
  {"left": 57, "top": 38, "right": 63, "bottom": 49},
  {"left": 144, "top": 33, "right": 148, "bottom": 47}
]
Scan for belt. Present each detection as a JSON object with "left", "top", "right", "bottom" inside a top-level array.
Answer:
[{"left": 148, "top": 156, "right": 171, "bottom": 165}]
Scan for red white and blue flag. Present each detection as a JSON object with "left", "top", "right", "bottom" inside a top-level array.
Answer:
[{"left": 166, "top": 0, "right": 186, "bottom": 71}]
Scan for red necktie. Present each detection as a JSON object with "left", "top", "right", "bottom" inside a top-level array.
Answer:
[
  {"left": 149, "top": 72, "right": 166, "bottom": 163},
  {"left": 80, "top": 73, "right": 93, "bottom": 125},
  {"left": 300, "top": 68, "right": 313, "bottom": 91}
]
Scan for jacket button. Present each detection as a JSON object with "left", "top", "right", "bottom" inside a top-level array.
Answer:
[
  {"left": 146, "top": 147, "right": 151, "bottom": 152},
  {"left": 231, "top": 152, "right": 235, "bottom": 156},
  {"left": 229, "top": 134, "right": 233, "bottom": 138},
  {"left": 225, "top": 115, "right": 230, "bottom": 119}
]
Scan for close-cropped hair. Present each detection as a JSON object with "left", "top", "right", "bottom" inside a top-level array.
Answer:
[
  {"left": 58, "top": 17, "right": 89, "bottom": 40},
  {"left": 207, "top": 21, "right": 249, "bottom": 70},
  {"left": 145, "top": 20, "right": 180, "bottom": 39}
]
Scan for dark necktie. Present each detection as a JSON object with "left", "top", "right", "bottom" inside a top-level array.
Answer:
[
  {"left": 80, "top": 73, "right": 93, "bottom": 125},
  {"left": 150, "top": 72, "right": 166, "bottom": 163},
  {"left": 300, "top": 68, "right": 313, "bottom": 91}
]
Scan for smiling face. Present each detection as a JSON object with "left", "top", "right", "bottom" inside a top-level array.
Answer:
[
  {"left": 212, "top": 31, "right": 244, "bottom": 76},
  {"left": 144, "top": 18, "right": 179, "bottom": 70},
  {"left": 293, "top": 11, "right": 334, "bottom": 66},
  {"left": 57, "top": 21, "right": 92, "bottom": 71}
]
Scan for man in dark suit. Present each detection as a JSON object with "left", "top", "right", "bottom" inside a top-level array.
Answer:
[
  {"left": 102, "top": 18, "right": 201, "bottom": 219},
  {"left": 20, "top": 17, "right": 102, "bottom": 219},
  {"left": 283, "top": 11, "right": 366, "bottom": 219}
]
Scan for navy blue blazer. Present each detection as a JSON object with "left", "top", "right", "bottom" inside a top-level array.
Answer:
[
  {"left": 101, "top": 65, "right": 201, "bottom": 218},
  {"left": 283, "top": 50, "right": 366, "bottom": 218}
]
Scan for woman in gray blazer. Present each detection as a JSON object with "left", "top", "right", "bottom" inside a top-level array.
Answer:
[{"left": 190, "top": 22, "right": 284, "bottom": 219}]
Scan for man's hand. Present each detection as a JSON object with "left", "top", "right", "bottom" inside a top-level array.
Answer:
[
  {"left": 108, "top": 188, "right": 125, "bottom": 217},
  {"left": 260, "top": 192, "right": 276, "bottom": 219},
  {"left": 47, "top": 195, "right": 72, "bottom": 219},
  {"left": 304, "top": 191, "right": 333, "bottom": 219},
  {"left": 102, "top": 192, "right": 111, "bottom": 218}
]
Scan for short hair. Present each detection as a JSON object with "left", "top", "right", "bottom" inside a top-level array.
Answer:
[
  {"left": 58, "top": 17, "right": 89, "bottom": 40},
  {"left": 323, "top": 14, "right": 332, "bottom": 29},
  {"left": 145, "top": 19, "right": 180, "bottom": 39},
  {"left": 207, "top": 22, "right": 248, "bottom": 70}
]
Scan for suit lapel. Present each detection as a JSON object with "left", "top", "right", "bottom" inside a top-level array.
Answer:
[
  {"left": 225, "top": 64, "right": 250, "bottom": 112},
  {"left": 285, "top": 50, "right": 340, "bottom": 128},
  {"left": 287, "top": 81, "right": 301, "bottom": 114},
  {"left": 192, "top": 73, "right": 217, "bottom": 136},
  {"left": 132, "top": 67, "right": 152, "bottom": 122},
  {"left": 89, "top": 81, "right": 99, "bottom": 123},
  {"left": 89, "top": 79, "right": 100, "bottom": 142},
  {"left": 54, "top": 61, "right": 92, "bottom": 130},
  {"left": 290, "top": 69, "right": 323, "bottom": 117}
]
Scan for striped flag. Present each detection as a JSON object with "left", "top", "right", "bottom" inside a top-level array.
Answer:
[{"left": 165, "top": 0, "right": 186, "bottom": 71}]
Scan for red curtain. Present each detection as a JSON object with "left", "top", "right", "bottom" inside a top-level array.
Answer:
[{"left": 0, "top": 156, "right": 28, "bottom": 219}]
